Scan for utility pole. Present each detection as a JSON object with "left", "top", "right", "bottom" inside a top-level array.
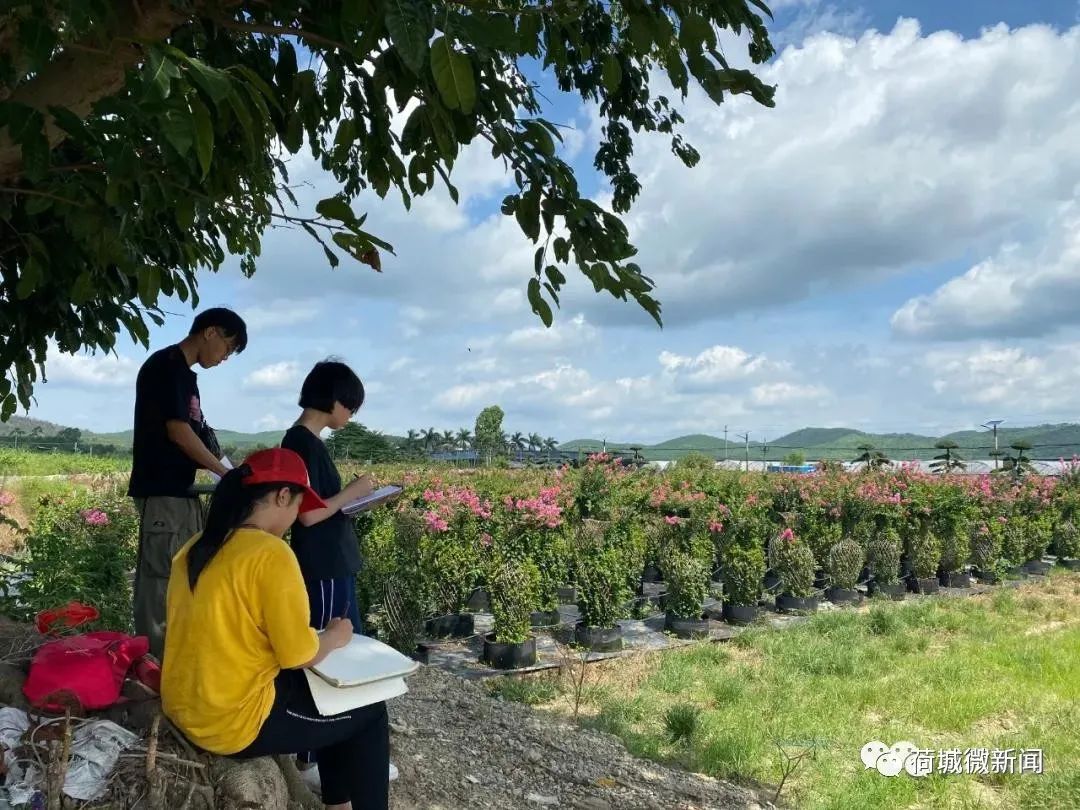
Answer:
[
  {"left": 981, "top": 419, "right": 1004, "bottom": 470},
  {"left": 736, "top": 432, "right": 750, "bottom": 472},
  {"left": 723, "top": 425, "right": 728, "bottom": 462},
  {"left": 762, "top": 437, "right": 768, "bottom": 472}
]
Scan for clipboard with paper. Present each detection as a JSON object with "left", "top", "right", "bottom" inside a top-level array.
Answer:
[{"left": 340, "top": 484, "right": 403, "bottom": 515}]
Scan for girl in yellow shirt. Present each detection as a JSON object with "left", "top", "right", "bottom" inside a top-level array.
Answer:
[{"left": 162, "top": 448, "right": 389, "bottom": 810}]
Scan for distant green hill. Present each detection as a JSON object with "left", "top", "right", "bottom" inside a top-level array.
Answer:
[
  {"left": 84, "top": 428, "right": 285, "bottom": 448},
  {"left": 559, "top": 424, "right": 1080, "bottom": 462}
]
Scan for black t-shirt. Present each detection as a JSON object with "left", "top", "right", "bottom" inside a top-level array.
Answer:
[
  {"left": 281, "top": 425, "right": 362, "bottom": 581},
  {"left": 127, "top": 346, "right": 202, "bottom": 499}
]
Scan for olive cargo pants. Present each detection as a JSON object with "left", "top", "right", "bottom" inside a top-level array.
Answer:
[{"left": 132, "top": 496, "right": 204, "bottom": 660}]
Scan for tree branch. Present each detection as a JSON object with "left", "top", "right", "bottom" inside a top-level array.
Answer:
[{"left": 211, "top": 17, "right": 347, "bottom": 51}]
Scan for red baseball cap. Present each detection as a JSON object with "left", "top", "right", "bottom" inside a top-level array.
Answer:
[{"left": 241, "top": 448, "right": 327, "bottom": 514}]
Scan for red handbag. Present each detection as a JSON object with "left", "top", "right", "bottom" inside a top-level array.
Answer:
[{"left": 23, "top": 632, "right": 150, "bottom": 713}]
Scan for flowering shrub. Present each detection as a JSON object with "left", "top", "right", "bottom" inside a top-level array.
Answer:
[
  {"left": 1, "top": 487, "right": 137, "bottom": 630},
  {"left": 661, "top": 547, "right": 710, "bottom": 619},
  {"left": 772, "top": 528, "right": 816, "bottom": 598},
  {"left": 498, "top": 485, "right": 570, "bottom": 613},
  {"left": 909, "top": 529, "right": 941, "bottom": 580},
  {"left": 1053, "top": 520, "right": 1080, "bottom": 560},
  {"left": 720, "top": 542, "right": 765, "bottom": 607}
]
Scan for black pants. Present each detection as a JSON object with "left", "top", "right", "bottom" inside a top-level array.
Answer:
[{"left": 234, "top": 669, "right": 389, "bottom": 808}]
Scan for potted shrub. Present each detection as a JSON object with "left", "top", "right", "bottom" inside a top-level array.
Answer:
[
  {"left": 772, "top": 528, "right": 818, "bottom": 613},
  {"left": 483, "top": 556, "right": 540, "bottom": 669},
  {"left": 825, "top": 537, "right": 864, "bottom": 604},
  {"left": 866, "top": 527, "right": 905, "bottom": 600},
  {"left": 971, "top": 520, "right": 1004, "bottom": 583},
  {"left": 1022, "top": 512, "right": 1053, "bottom": 575},
  {"left": 661, "top": 547, "right": 711, "bottom": 638},
  {"left": 1000, "top": 516, "right": 1028, "bottom": 578},
  {"left": 937, "top": 517, "right": 972, "bottom": 588},
  {"left": 909, "top": 528, "right": 942, "bottom": 594},
  {"left": 574, "top": 519, "right": 633, "bottom": 651},
  {"left": 501, "top": 487, "right": 571, "bottom": 628},
  {"left": 720, "top": 543, "right": 765, "bottom": 625},
  {"left": 1054, "top": 519, "right": 1080, "bottom": 571},
  {"left": 419, "top": 525, "right": 480, "bottom": 639}
]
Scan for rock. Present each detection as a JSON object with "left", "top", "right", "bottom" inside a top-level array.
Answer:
[
  {"left": 211, "top": 756, "right": 288, "bottom": 810},
  {"left": 526, "top": 748, "right": 543, "bottom": 764},
  {"left": 465, "top": 775, "right": 480, "bottom": 784},
  {"left": 577, "top": 799, "right": 612, "bottom": 810},
  {"left": 526, "top": 793, "right": 560, "bottom": 806}
]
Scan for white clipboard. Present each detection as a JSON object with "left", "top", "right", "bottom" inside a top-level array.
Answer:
[
  {"left": 310, "top": 633, "right": 420, "bottom": 688},
  {"left": 340, "top": 484, "right": 404, "bottom": 516}
]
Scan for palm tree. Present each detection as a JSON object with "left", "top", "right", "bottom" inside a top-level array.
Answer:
[
  {"left": 421, "top": 427, "right": 439, "bottom": 451},
  {"left": 456, "top": 429, "right": 473, "bottom": 451},
  {"left": 441, "top": 430, "right": 456, "bottom": 451},
  {"left": 544, "top": 437, "right": 558, "bottom": 451},
  {"left": 527, "top": 433, "right": 543, "bottom": 454},
  {"left": 10, "top": 427, "right": 24, "bottom": 450},
  {"left": 404, "top": 429, "right": 420, "bottom": 450},
  {"left": 930, "top": 440, "right": 965, "bottom": 473},
  {"left": 852, "top": 443, "right": 890, "bottom": 470}
]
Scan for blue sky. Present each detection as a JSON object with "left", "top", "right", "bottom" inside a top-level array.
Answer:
[{"left": 29, "top": 1, "right": 1080, "bottom": 444}]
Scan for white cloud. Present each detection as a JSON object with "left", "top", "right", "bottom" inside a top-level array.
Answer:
[
  {"left": 562, "top": 19, "right": 1080, "bottom": 327},
  {"left": 892, "top": 202, "right": 1080, "bottom": 339},
  {"left": 921, "top": 343, "right": 1077, "bottom": 408},
  {"left": 43, "top": 349, "right": 137, "bottom": 389},
  {"left": 750, "top": 381, "right": 831, "bottom": 406},
  {"left": 659, "top": 345, "right": 778, "bottom": 384},
  {"left": 244, "top": 361, "right": 300, "bottom": 390},
  {"left": 242, "top": 299, "right": 323, "bottom": 331}
]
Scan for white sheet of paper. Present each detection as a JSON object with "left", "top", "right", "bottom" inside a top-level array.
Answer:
[
  {"left": 340, "top": 484, "right": 403, "bottom": 516},
  {"left": 303, "top": 670, "right": 408, "bottom": 716},
  {"left": 311, "top": 633, "right": 420, "bottom": 688}
]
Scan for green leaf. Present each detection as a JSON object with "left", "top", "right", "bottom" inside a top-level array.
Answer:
[
  {"left": 161, "top": 110, "right": 193, "bottom": 156},
  {"left": 283, "top": 111, "right": 304, "bottom": 152},
  {"left": 515, "top": 189, "right": 541, "bottom": 241},
  {"left": 527, "top": 278, "right": 553, "bottom": 327},
  {"left": 175, "top": 196, "right": 195, "bottom": 229},
  {"left": 16, "top": 255, "right": 44, "bottom": 299},
  {"left": 602, "top": 55, "right": 623, "bottom": 94},
  {"left": 138, "top": 266, "right": 161, "bottom": 308},
  {"left": 191, "top": 96, "right": 214, "bottom": 178},
  {"left": 316, "top": 196, "right": 355, "bottom": 222},
  {"left": 146, "top": 49, "right": 179, "bottom": 100},
  {"left": 24, "top": 194, "right": 51, "bottom": 216},
  {"left": 322, "top": 245, "right": 341, "bottom": 268},
  {"left": 385, "top": 0, "right": 431, "bottom": 74},
  {"left": 430, "top": 37, "right": 477, "bottom": 113},
  {"left": 18, "top": 16, "right": 56, "bottom": 73},
  {"left": 679, "top": 14, "right": 716, "bottom": 51},
  {"left": 71, "top": 272, "right": 95, "bottom": 305},
  {"left": 517, "top": 13, "right": 543, "bottom": 55},
  {"left": 276, "top": 42, "right": 298, "bottom": 90}
]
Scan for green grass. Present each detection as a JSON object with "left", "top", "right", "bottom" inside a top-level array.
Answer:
[
  {"left": 0, "top": 449, "right": 130, "bottom": 477},
  {"left": 510, "top": 575, "right": 1080, "bottom": 809}
]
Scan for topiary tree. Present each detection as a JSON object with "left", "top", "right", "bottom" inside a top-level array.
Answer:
[
  {"left": 772, "top": 528, "right": 815, "bottom": 598},
  {"left": 929, "top": 440, "right": 966, "bottom": 474},
  {"left": 826, "top": 537, "right": 864, "bottom": 590},
  {"left": 867, "top": 527, "right": 902, "bottom": 585},
  {"left": 910, "top": 529, "right": 942, "bottom": 580},
  {"left": 0, "top": 1, "right": 777, "bottom": 418},
  {"left": 852, "top": 444, "right": 889, "bottom": 470}
]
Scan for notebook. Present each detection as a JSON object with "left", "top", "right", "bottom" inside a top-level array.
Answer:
[
  {"left": 310, "top": 633, "right": 420, "bottom": 688},
  {"left": 303, "top": 669, "right": 409, "bottom": 715},
  {"left": 340, "top": 484, "right": 404, "bottom": 515}
]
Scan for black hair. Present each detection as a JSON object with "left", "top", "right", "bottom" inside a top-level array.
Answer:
[
  {"left": 190, "top": 308, "right": 249, "bottom": 354},
  {"left": 187, "top": 465, "right": 304, "bottom": 590},
  {"left": 298, "top": 359, "right": 365, "bottom": 414}
]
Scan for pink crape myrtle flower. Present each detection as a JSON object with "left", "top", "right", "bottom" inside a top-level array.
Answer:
[
  {"left": 423, "top": 511, "right": 449, "bottom": 533},
  {"left": 0, "top": 491, "right": 14, "bottom": 508},
  {"left": 663, "top": 515, "right": 683, "bottom": 526},
  {"left": 708, "top": 520, "right": 724, "bottom": 533},
  {"left": 779, "top": 527, "right": 795, "bottom": 543},
  {"left": 80, "top": 508, "right": 109, "bottom": 526}
]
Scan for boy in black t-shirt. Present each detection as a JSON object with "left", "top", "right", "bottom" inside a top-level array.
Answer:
[{"left": 127, "top": 308, "right": 248, "bottom": 659}]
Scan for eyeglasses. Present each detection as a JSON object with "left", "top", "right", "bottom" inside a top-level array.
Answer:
[{"left": 216, "top": 329, "right": 237, "bottom": 360}]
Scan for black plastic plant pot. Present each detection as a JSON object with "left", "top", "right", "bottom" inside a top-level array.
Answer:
[
  {"left": 721, "top": 603, "right": 759, "bottom": 626},
  {"left": 813, "top": 570, "right": 828, "bottom": 590},
  {"left": 1059, "top": 558, "right": 1080, "bottom": 572},
  {"left": 939, "top": 570, "right": 972, "bottom": 588},
  {"left": 638, "top": 580, "right": 667, "bottom": 599},
  {"left": 557, "top": 585, "right": 578, "bottom": 604},
  {"left": 425, "top": 613, "right": 475, "bottom": 639},
  {"left": 826, "top": 587, "right": 862, "bottom": 605},
  {"left": 412, "top": 645, "right": 430, "bottom": 665},
  {"left": 868, "top": 580, "right": 906, "bottom": 601},
  {"left": 974, "top": 569, "right": 999, "bottom": 584},
  {"left": 1005, "top": 565, "right": 1027, "bottom": 579},
  {"left": 466, "top": 588, "right": 491, "bottom": 612},
  {"left": 529, "top": 609, "right": 561, "bottom": 628},
  {"left": 1023, "top": 558, "right": 1051, "bottom": 576},
  {"left": 775, "top": 594, "right": 819, "bottom": 614},
  {"left": 664, "top": 612, "right": 710, "bottom": 639},
  {"left": 910, "top": 577, "right": 939, "bottom": 595},
  {"left": 574, "top": 623, "right": 623, "bottom": 652},
  {"left": 482, "top": 633, "right": 537, "bottom": 670},
  {"left": 763, "top": 571, "right": 782, "bottom": 592}
]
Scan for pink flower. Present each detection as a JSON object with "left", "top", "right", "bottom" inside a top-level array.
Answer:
[
  {"left": 664, "top": 515, "right": 683, "bottom": 526},
  {"left": 708, "top": 520, "right": 724, "bottom": 533},
  {"left": 423, "top": 511, "right": 449, "bottom": 533},
  {"left": 746, "top": 495, "right": 759, "bottom": 506},
  {"left": 779, "top": 527, "right": 795, "bottom": 543},
  {"left": 0, "top": 491, "right": 14, "bottom": 508},
  {"left": 480, "top": 532, "right": 493, "bottom": 547},
  {"left": 80, "top": 509, "right": 109, "bottom": 526}
]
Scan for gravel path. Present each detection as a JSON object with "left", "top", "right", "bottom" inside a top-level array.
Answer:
[{"left": 387, "top": 666, "right": 774, "bottom": 810}]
